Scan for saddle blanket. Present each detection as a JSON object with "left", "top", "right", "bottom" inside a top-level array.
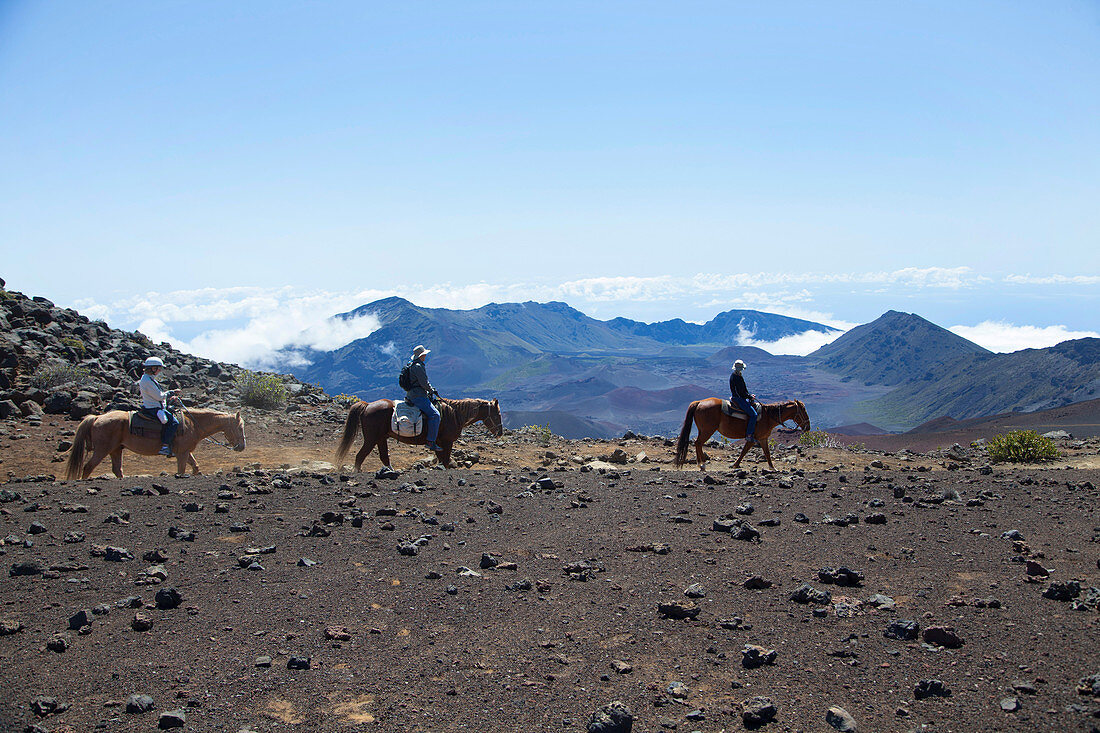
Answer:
[
  {"left": 721, "top": 400, "right": 759, "bottom": 419},
  {"left": 129, "top": 411, "right": 163, "bottom": 437},
  {"left": 391, "top": 400, "right": 423, "bottom": 437}
]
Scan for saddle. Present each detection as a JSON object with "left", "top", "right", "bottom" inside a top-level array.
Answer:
[
  {"left": 721, "top": 399, "right": 760, "bottom": 420},
  {"left": 129, "top": 410, "right": 164, "bottom": 437},
  {"left": 391, "top": 400, "right": 423, "bottom": 437}
]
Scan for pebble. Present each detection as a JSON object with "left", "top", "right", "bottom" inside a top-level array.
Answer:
[
  {"left": 586, "top": 700, "right": 633, "bottom": 733},
  {"left": 740, "top": 696, "right": 777, "bottom": 727},
  {"left": 825, "top": 705, "right": 857, "bottom": 731},
  {"left": 885, "top": 619, "right": 919, "bottom": 640},
  {"left": 657, "top": 601, "right": 699, "bottom": 619},
  {"left": 68, "top": 608, "right": 91, "bottom": 630},
  {"left": 914, "top": 679, "right": 951, "bottom": 699},
  {"left": 158, "top": 709, "right": 186, "bottom": 728},
  {"left": 683, "top": 583, "right": 705, "bottom": 598},
  {"left": 666, "top": 681, "right": 690, "bottom": 699},
  {"left": 155, "top": 587, "right": 182, "bottom": 610},
  {"left": 46, "top": 633, "right": 70, "bottom": 652},
  {"left": 126, "top": 694, "right": 156, "bottom": 714},
  {"left": 287, "top": 656, "right": 311, "bottom": 670},
  {"left": 790, "top": 583, "right": 832, "bottom": 605},
  {"left": 922, "top": 626, "right": 964, "bottom": 648},
  {"left": 741, "top": 644, "right": 778, "bottom": 669}
]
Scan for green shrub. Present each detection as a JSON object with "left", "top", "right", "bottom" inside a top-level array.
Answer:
[
  {"left": 30, "top": 363, "right": 91, "bottom": 390},
  {"left": 61, "top": 337, "right": 86, "bottom": 356},
  {"left": 798, "top": 430, "right": 842, "bottom": 449},
  {"left": 521, "top": 423, "right": 554, "bottom": 447},
  {"left": 987, "top": 430, "right": 1060, "bottom": 463},
  {"left": 237, "top": 371, "right": 288, "bottom": 409}
]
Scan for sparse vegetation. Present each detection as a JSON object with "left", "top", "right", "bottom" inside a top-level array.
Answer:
[
  {"left": 798, "top": 430, "right": 843, "bottom": 449},
  {"left": 30, "top": 362, "right": 91, "bottom": 390},
  {"left": 61, "top": 337, "right": 86, "bottom": 356},
  {"left": 520, "top": 423, "right": 554, "bottom": 447},
  {"left": 986, "top": 430, "right": 1060, "bottom": 463},
  {"left": 237, "top": 371, "right": 288, "bottom": 409},
  {"left": 334, "top": 393, "right": 361, "bottom": 406}
]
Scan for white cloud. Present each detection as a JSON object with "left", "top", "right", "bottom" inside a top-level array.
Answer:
[
  {"left": 1003, "top": 274, "right": 1100, "bottom": 286},
  {"left": 742, "top": 329, "right": 847, "bottom": 356},
  {"left": 558, "top": 276, "right": 682, "bottom": 302},
  {"left": 949, "top": 321, "right": 1099, "bottom": 353},
  {"left": 71, "top": 268, "right": 1096, "bottom": 369}
]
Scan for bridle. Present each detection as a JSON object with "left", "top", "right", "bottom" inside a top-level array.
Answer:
[
  {"left": 176, "top": 400, "right": 246, "bottom": 450},
  {"left": 481, "top": 401, "right": 504, "bottom": 437},
  {"left": 778, "top": 400, "right": 810, "bottom": 432}
]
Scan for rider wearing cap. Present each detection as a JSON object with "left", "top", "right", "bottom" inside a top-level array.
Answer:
[
  {"left": 138, "top": 356, "right": 179, "bottom": 456},
  {"left": 404, "top": 345, "right": 442, "bottom": 453},
  {"left": 730, "top": 359, "right": 758, "bottom": 445}
]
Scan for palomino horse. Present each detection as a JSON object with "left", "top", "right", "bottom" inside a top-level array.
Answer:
[
  {"left": 66, "top": 407, "right": 246, "bottom": 479},
  {"left": 336, "top": 398, "right": 503, "bottom": 471},
  {"left": 674, "top": 398, "right": 810, "bottom": 470}
]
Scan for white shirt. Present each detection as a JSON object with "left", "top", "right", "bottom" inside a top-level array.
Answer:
[{"left": 138, "top": 374, "right": 170, "bottom": 409}]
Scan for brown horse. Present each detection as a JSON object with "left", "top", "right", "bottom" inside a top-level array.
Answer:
[
  {"left": 336, "top": 397, "right": 503, "bottom": 471},
  {"left": 65, "top": 407, "right": 246, "bottom": 480},
  {"left": 674, "top": 398, "right": 810, "bottom": 470}
]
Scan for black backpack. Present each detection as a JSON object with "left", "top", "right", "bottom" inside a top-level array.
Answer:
[{"left": 398, "top": 361, "right": 414, "bottom": 391}]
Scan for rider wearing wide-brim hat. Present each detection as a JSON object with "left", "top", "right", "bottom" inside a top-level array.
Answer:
[
  {"left": 137, "top": 356, "right": 180, "bottom": 456},
  {"left": 404, "top": 345, "right": 443, "bottom": 452},
  {"left": 730, "top": 359, "right": 758, "bottom": 446}
]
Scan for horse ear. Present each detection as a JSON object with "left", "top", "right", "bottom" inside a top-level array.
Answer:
[
  {"left": 235, "top": 410, "right": 241, "bottom": 419},
  {"left": 491, "top": 399, "right": 498, "bottom": 406}
]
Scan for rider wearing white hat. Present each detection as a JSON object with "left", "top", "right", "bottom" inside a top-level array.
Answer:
[
  {"left": 137, "top": 356, "right": 179, "bottom": 456},
  {"left": 404, "top": 345, "right": 442, "bottom": 452},
  {"left": 730, "top": 359, "right": 758, "bottom": 445}
]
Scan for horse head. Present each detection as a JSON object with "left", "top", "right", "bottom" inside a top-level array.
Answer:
[
  {"left": 226, "top": 410, "right": 247, "bottom": 451},
  {"left": 484, "top": 399, "right": 504, "bottom": 437},
  {"left": 786, "top": 400, "right": 811, "bottom": 432}
]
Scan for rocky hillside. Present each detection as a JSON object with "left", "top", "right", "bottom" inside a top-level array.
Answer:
[
  {"left": 0, "top": 279, "right": 325, "bottom": 424},
  {"left": 809, "top": 311, "right": 1100, "bottom": 428},
  {"left": 809, "top": 310, "right": 990, "bottom": 387}
]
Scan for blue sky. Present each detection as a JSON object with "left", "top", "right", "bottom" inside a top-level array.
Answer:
[{"left": 1, "top": 2, "right": 1098, "bottom": 365}]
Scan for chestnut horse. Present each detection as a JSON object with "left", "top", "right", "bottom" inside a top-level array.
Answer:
[
  {"left": 66, "top": 407, "right": 246, "bottom": 479},
  {"left": 336, "top": 397, "right": 503, "bottom": 471},
  {"left": 674, "top": 398, "right": 810, "bottom": 470}
]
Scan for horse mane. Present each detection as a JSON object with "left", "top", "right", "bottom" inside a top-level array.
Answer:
[
  {"left": 177, "top": 407, "right": 232, "bottom": 429},
  {"left": 439, "top": 398, "right": 486, "bottom": 424}
]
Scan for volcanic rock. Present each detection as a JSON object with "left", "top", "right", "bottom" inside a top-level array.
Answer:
[
  {"left": 741, "top": 696, "right": 777, "bottom": 727},
  {"left": 587, "top": 699, "right": 633, "bottom": 733}
]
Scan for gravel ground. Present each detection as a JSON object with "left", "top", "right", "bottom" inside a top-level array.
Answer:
[{"left": 2, "top": 457, "right": 1098, "bottom": 732}]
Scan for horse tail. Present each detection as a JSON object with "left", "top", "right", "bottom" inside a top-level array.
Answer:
[
  {"left": 66, "top": 415, "right": 95, "bottom": 480},
  {"left": 335, "top": 401, "right": 366, "bottom": 463},
  {"left": 673, "top": 402, "right": 699, "bottom": 468}
]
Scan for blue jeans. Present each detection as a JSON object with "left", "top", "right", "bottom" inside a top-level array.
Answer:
[
  {"left": 141, "top": 407, "right": 179, "bottom": 447},
  {"left": 732, "top": 397, "right": 757, "bottom": 441},
  {"left": 408, "top": 394, "right": 440, "bottom": 444}
]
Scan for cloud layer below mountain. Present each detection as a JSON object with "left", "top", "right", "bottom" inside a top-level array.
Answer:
[{"left": 67, "top": 269, "right": 1097, "bottom": 367}]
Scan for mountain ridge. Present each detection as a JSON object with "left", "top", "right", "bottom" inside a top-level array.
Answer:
[{"left": 291, "top": 299, "right": 1100, "bottom": 437}]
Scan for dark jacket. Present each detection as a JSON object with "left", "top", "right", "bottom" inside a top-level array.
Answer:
[
  {"left": 405, "top": 360, "right": 435, "bottom": 401},
  {"left": 730, "top": 371, "right": 751, "bottom": 401}
]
